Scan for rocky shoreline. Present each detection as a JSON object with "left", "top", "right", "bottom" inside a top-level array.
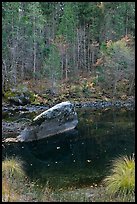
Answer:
[
  {"left": 2, "top": 98, "right": 135, "bottom": 142},
  {"left": 2, "top": 97, "right": 135, "bottom": 112},
  {"left": 74, "top": 98, "right": 135, "bottom": 109}
]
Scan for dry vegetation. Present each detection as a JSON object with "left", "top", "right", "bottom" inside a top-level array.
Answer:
[{"left": 2, "top": 155, "right": 135, "bottom": 202}]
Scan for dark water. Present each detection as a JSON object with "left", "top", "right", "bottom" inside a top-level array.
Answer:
[{"left": 2, "top": 107, "right": 135, "bottom": 189}]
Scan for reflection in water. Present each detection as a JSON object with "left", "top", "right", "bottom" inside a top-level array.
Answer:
[{"left": 2, "top": 107, "right": 135, "bottom": 188}]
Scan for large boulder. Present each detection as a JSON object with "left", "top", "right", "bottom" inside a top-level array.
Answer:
[{"left": 17, "top": 101, "right": 78, "bottom": 142}]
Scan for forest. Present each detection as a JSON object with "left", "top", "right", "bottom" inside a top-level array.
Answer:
[
  {"left": 2, "top": 2, "right": 135, "bottom": 202},
  {"left": 2, "top": 2, "right": 135, "bottom": 105}
]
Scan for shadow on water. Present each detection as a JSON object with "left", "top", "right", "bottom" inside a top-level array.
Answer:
[{"left": 2, "top": 107, "right": 135, "bottom": 189}]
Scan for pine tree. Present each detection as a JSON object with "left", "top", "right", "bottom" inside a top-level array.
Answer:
[{"left": 57, "top": 2, "right": 77, "bottom": 80}]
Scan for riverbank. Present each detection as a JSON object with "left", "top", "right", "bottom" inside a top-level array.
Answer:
[
  {"left": 2, "top": 98, "right": 134, "bottom": 140},
  {"left": 52, "top": 185, "right": 135, "bottom": 202},
  {"left": 2, "top": 74, "right": 135, "bottom": 107},
  {"left": 2, "top": 172, "right": 135, "bottom": 202}
]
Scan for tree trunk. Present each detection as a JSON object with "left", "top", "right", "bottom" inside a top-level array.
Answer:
[
  {"left": 33, "top": 15, "right": 36, "bottom": 76},
  {"left": 2, "top": 60, "right": 7, "bottom": 91},
  {"left": 128, "top": 74, "right": 134, "bottom": 95},
  {"left": 92, "top": 50, "right": 95, "bottom": 66},
  {"left": 11, "top": 15, "right": 17, "bottom": 86},
  {"left": 77, "top": 28, "right": 79, "bottom": 71},
  {"left": 125, "top": 3, "right": 128, "bottom": 36},
  {"left": 61, "top": 56, "right": 64, "bottom": 80},
  {"left": 65, "top": 53, "right": 68, "bottom": 80},
  {"left": 87, "top": 37, "right": 90, "bottom": 73},
  {"left": 20, "top": 2, "right": 25, "bottom": 81},
  {"left": 83, "top": 25, "right": 86, "bottom": 70}
]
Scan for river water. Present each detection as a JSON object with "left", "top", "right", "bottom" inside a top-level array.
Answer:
[{"left": 2, "top": 106, "right": 135, "bottom": 189}]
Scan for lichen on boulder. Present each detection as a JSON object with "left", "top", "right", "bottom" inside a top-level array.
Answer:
[{"left": 17, "top": 101, "right": 78, "bottom": 142}]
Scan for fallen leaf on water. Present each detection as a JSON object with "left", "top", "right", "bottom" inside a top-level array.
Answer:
[{"left": 87, "top": 160, "right": 91, "bottom": 163}]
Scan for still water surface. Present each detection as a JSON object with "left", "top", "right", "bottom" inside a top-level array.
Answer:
[{"left": 2, "top": 107, "right": 135, "bottom": 189}]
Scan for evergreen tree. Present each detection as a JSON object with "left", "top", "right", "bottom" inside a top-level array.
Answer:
[
  {"left": 2, "top": 2, "right": 135, "bottom": 91},
  {"left": 57, "top": 2, "right": 77, "bottom": 79},
  {"left": 44, "top": 44, "right": 61, "bottom": 93}
]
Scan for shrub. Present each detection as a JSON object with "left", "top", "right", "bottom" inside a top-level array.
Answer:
[
  {"left": 2, "top": 157, "right": 54, "bottom": 202},
  {"left": 2, "top": 157, "right": 25, "bottom": 202},
  {"left": 2, "top": 156, "right": 25, "bottom": 179},
  {"left": 100, "top": 36, "right": 135, "bottom": 96},
  {"left": 103, "top": 154, "right": 135, "bottom": 199}
]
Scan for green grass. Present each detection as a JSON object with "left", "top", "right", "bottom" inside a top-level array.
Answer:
[{"left": 103, "top": 154, "right": 135, "bottom": 200}]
